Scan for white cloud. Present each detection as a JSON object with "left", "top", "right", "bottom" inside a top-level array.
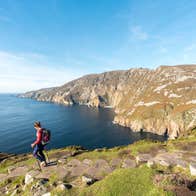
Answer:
[
  {"left": 0, "top": 51, "right": 85, "bottom": 93},
  {"left": 130, "top": 25, "right": 148, "bottom": 40}
]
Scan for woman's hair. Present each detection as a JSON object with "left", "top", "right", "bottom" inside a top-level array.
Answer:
[{"left": 34, "top": 121, "right": 41, "bottom": 128}]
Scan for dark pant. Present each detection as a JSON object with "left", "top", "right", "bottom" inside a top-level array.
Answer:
[{"left": 33, "top": 144, "right": 46, "bottom": 162}]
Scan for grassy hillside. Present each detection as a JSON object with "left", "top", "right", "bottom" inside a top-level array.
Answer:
[{"left": 0, "top": 132, "right": 196, "bottom": 195}]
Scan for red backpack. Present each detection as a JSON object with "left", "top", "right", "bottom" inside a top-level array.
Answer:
[{"left": 41, "top": 129, "right": 51, "bottom": 145}]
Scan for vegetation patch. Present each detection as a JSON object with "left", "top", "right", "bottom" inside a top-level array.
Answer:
[{"left": 80, "top": 166, "right": 172, "bottom": 196}]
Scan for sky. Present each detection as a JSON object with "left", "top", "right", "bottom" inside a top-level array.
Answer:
[{"left": 0, "top": 0, "right": 196, "bottom": 93}]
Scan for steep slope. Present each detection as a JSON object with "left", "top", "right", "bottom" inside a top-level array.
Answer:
[{"left": 21, "top": 65, "right": 196, "bottom": 138}]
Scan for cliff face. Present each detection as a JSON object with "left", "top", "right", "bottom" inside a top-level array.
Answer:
[{"left": 21, "top": 65, "right": 196, "bottom": 138}]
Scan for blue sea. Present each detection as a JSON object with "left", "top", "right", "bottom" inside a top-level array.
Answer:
[{"left": 0, "top": 94, "right": 166, "bottom": 154}]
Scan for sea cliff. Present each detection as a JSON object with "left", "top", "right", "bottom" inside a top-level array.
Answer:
[{"left": 20, "top": 65, "right": 196, "bottom": 139}]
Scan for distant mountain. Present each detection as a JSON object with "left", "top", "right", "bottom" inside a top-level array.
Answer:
[{"left": 21, "top": 65, "right": 196, "bottom": 139}]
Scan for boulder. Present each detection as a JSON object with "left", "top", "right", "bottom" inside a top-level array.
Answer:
[
  {"left": 94, "top": 159, "right": 112, "bottom": 174},
  {"left": 10, "top": 189, "right": 19, "bottom": 196},
  {"left": 82, "top": 175, "right": 95, "bottom": 185},
  {"left": 25, "top": 174, "right": 34, "bottom": 185},
  {"left": 37, "top": 165, "right": 68, "bottom": 180},
  {"left": 25, "top": 170, "right": 40, "bottom": 185},
  {"left": 0, "top": 173, "right": 8, "bottom": 183},
  {"left": 190, "top": 163, "right": 196, "bottom": 176},
  {"left": 58, "top": 158, "right": 66, "bottom": 164},
  {"left": 56, "top": 183, "right": 72, "bottom": 191},
  {"left": 122, "top": 158, "right": 136, "bottom": 168},
  {"left": 153, "top": 152, "right": 182, "bottom": 167},
  {"left": 83, "top": 159, "right": 93, "bottom": 166},
  {"left": 159, "top": 160, "right": 170, "bottom": 167},
  {"left": 42, "top": 193, "right": 51, "bottom": 196},
  {"left": 94, "top": 159, "right": 110, "bottom": 169},
  {"left": 136, "top": 154, "right": 152, "bottom": 164},
  {"left": 7, "top": 166, "right": 15, "bottom": 174},
  {"left": 67, "top": 159, "right": 81, "bottom": 167},
  {"left": 56, "top": 184, "right": 67, "bottom": 191},
  {"left": 31, "top": 182, "right": 47, "bottom": 196},
  {"left": 71, "top": 177, "right": 86, "bottom": 187},
  {"left": 176, "top": 160, "right": 188, "bottom": 169},
  {"left": 110, "top": 158, "right": 122, "bottom": 169},
  {"left": 147, "top": 159, "right": 155, "bottom": 168},
  {"left": 85, "top": 159, "right": 112, "bottom": 180},
  {"left": 8, "top": 166, "right": 29, "bottom": 178},
  {"left": 69, "top": 163, "right": 89, "bottom": 177}
]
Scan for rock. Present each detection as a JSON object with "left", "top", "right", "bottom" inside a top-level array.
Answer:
[
  {"left": 64, "top": 183, "right": 72, "bottom": 189},
  {"left": 94, "top": 159, "right": 112, "bottom": 173},
  {"left": 58, "top": 158, "right": 66, "bottom": 164},
  {"left": 190, "top": 163, "right": 196, "bottom": 176},
  {"left": 0, "top": 152, "right": 14, "bottom": 162},
  {"left": 94, "top": 159, "right": 109, "bottom": 168},
  {"left": 159, "top": 160, "right": 170, "bottom": 167},
  {"left": 0, "top": 173, "right": 8, "bottom": 183},
  {"left": 147, "top": 159, "right": 155, "bottom": 168},
  {"left": 56, "top": 183, "right": 72, "bottom": 191},
  {"left": 122, "top": 158, "right": 136, "bottom": 168},
  {"left": 153, "top": 152, "right": 182, "bottom": 167},
  {"left": 25, "top": 174, "right": 34, "bottom": 185},
  {"left": 189, "top": 156, "right": 196, "bottom": 162},
  {"left": 42, "top": 192, "right": 51, "bottom": 196},
  {"left": 110, "top": 158, "right": 122, "bottom": 169},
  {"left": 39, "top": 178, "right": 49, "bottom": 185},
  {"left": 37, "top": 166, "right": 68, "bottom": 180},
  {"left": 13, "top": 184, "right": 20, "bottom": 189},
  {"left": 83, "top": 159, "right": 93, "bottom": 166},
  {"left": 7, "top": 166, "right": 15, "bottom": 174},
  {"left": 69, "top": 163, "right": 89, "bottom": 177},
  {"left": 10, "top": 189, "right": 19, "bottom": 196},
  {"left": 70, "top": 177, "right": 83, "bottom": 187},
  {"left": 136, "top": 154, "right": 152, "bottom": 164},
  {"left": 25, "top": 170, "right": 40, "bottom": 185},
  {"left": 8, "top": 166, "right": 29, "bottom": 178},
  {"left": 56, "top": 184, "right": 67, "bottom": 191},
  {"left": 67, "top": 159, "right": 81, "bottom": 167},
  {"left": 82, "top": 175, "right": 95, "bottom": 185},
  {"left": 176, "top": 160, "right": 188, "bottom": 169},
  {"left": 31, "top": 180, "right": 48, "bottom": 196},
  {"left": 94, "top": 148, "right": 103, "bottom": 152},
  {"left": 62, "top": 153, "right": 72, "bottom": 159},
  {"left": 85, "top": 159, "right": 112, "bottom": 180}
]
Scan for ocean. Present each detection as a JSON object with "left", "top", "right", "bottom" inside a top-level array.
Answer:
[{"left": 0, "top": 94, "right": 165, "bottom": 154}]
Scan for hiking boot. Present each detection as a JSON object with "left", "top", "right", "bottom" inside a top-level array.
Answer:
[{"left": 41, "top": 161, "right": 47, "bottom": 167}]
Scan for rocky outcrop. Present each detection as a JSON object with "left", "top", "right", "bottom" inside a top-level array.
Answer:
[
  {"left": 20, "top": 65, "right": 196, "bottom": 138},
  {"left": 0, "top": 139, "right": 196, "bottom": 195},
  {"left": 0, "top": 152, "right": 15, "bottom": 162}
]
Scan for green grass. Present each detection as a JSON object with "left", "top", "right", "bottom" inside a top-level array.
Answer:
[
  {"left": 50, "top": 188, "right": 79, "bottom": 196},
  {"left": 1, "top": 134, "right": 195, "bottom": 195},
  {"left": 74, "top": 148, "right": 121, "bottom": 162},
  {"left": 80, "top": 166, "right": 173, "bottom": 196},
  {"left": 129, "top": 140, "right": 164, "bottom": 156}
]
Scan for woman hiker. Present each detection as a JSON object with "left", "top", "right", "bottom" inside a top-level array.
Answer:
[{"left": 31, "top": 121, "right": 47, "bottom": 167}]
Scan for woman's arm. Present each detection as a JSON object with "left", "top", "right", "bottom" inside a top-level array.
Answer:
[{"left": 33, "top": 130, "right": 42, "bottom": 145}]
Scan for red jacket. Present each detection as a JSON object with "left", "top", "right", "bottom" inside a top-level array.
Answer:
[{"left": 33, "top": 128, "right": 43, "bottom": 145}]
